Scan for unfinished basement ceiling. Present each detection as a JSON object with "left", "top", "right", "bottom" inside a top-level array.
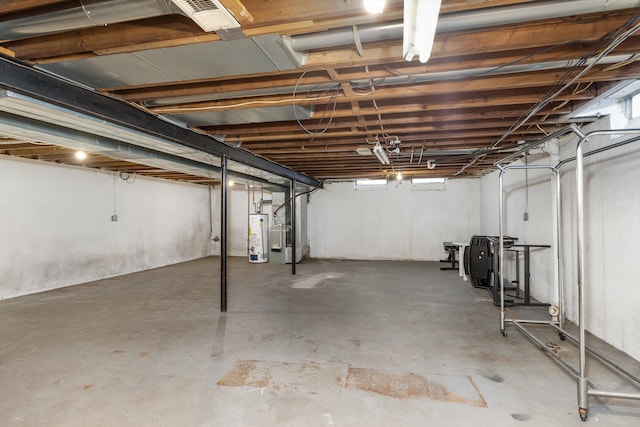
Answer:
[{"left": 1, "top": 0, "right": 640, "bottom": 182}]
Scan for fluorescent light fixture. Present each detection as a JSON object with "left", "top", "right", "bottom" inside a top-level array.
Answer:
[
  {"left": 364, "top": 0, "right": 386, "bottom": 14},
  {"left": 356, "top": 179, "right": 388, "bottom": 186},
  {"left": 372, "top": 143, "right": 390, "bottom": 165},
  {"left": 356, "top": 147, "right": 373, "bottom": 156},
  {"left": 403, "top": 0, "right": 442, "bottom": 63},
  {"left": 412, "top": 177, "right": 446, "bottom": 184}
]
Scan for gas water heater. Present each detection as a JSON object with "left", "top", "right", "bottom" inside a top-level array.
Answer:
[{"left": 248, "top": 214, "right": 269, "bottom": 263}]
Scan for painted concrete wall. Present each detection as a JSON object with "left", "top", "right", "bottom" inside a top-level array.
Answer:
[
  {"left": 480, "top": 117, "right": 640, "bottom": 360},
  {"left": 307, "top": 179, "right": 481, "bottom": 260},
  {"left": 211, "top": 187, "right": 307, "bottom": 261},
  {"left": 210, "top": 186, "right": 262, "bottom": 258},
  {"left": 0, "top": 156, "right": 213, "bottom": 299},
  {"left": 480, "top": 157, "right": 558, "bottom": 304}
]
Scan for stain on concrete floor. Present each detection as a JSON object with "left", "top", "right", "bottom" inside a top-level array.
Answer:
[
  {"left": 217, "top": 359, "right": 487, "bottom": 408},
  {"left": 217, "top": 360, "right": 344, "bottom": 396},
  {"left": 345, "top": 367, "right": 487, "bottom": 407},
  {"left": 217, "top": 360, "right": 272, "bottom": 389}
]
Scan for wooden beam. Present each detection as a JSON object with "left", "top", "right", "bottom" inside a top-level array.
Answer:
[{"left": 151, "top": 62, "right": 638, "bottom": 114}]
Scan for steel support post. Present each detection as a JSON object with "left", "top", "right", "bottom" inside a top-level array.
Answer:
[
  {"left": 498, "top": 168, "right": 506, "bottom": 335},
  {"left": 290, "top": 179, "right": 296, "bottom": 275},
  {"left": 554, "top": 170, "right": 565, "bottom": 330},
  {"left": 575, "top": 137, "right": 588, "bottom": 419},
  {"left": 220, "top": 155, "right": 228, "bottom": 312}
]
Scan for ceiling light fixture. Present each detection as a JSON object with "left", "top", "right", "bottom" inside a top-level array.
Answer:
[
  {"left": 396, "top": 171, "right": 403, "bottom": 181},
  {"left": 75, "top": 150, "right": 87, "bottom": 160},
  {"left": 403, "top": 0, "right": 442, "bottom": 63},
  {"left": 364, "top": 0, "right": 386, "bottom": 14},
  {"left": 372, "top": 143, "right": 390, "bottom": 165}
]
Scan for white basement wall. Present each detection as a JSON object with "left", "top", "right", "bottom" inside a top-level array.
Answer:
[
  {"left": 480, "top": 117, "right": 640, "bottom": 361},
  {"left": 0, "top": 156, "right": 213, "bottom": 299},
  {"left": 210, "top": 186, "right": 251, "bottom": 257},
  {"left": 307, "top": 179, "right": 481, "bottom": 260}
]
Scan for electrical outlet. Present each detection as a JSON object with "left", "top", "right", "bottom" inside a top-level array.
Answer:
[{"left": 111, "top": 214, "right": 118, "bottom": 222}]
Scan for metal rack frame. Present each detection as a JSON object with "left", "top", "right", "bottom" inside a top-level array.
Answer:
[{"left": 495, "top": 125, "right": 640, "bottom": 422}]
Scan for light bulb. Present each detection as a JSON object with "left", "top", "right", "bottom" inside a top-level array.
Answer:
[
  {"left": 75, "top": 151, "right": 87, "bottom": 160},
  {"left": 397, "top": 171, "right": 403, "bottom": 181},
  {"left": 364, "top": 0, "right": 386, "bottom": 14}
]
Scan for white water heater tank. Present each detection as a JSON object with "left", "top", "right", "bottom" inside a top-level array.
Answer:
[{"left": 248, "top": 214, "right": 269, "bottom": 263}]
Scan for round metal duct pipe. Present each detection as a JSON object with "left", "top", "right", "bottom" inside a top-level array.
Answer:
[
  {"left": 0, "top": 0, "right": 178, "bottom": 40},
  {"left": 289, "top": 0, "right": 640, "bottom": 52}
]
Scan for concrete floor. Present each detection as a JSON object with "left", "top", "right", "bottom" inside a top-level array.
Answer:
[{"left": 1, "top": 257, "right": 640, "bottom": 426}]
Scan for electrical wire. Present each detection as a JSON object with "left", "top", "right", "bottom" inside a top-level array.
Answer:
[
  {"left": 294, "top": 72, "right": 387, "bottom": 144},
  {"left": 455, "top": 11, "right": 640, "bottom": 176},
  {"left": 153, "top": 97, "right": 312, "bottom": 113},
  {"left": 292, "top": 72, "right": 341, "bottom": 138},
  {"left": 272, "top": 179, "right": 325, "bottom": 218},
  {"left": 536, "top": 124, "right": 550, "bottom": 136},
  {"left": 119, "top": 171, "right": 136, "bottom": 182},
  {"left": 603, "top": 54, "right": 640, "bottom": 71}
]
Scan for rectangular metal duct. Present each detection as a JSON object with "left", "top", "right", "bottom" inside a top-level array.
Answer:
[
  {"left": 37, "top": 34, "right": 301, "bottom": 89},
  {"left": 169, "top": 105, "right": 314, "bottom": 127}
]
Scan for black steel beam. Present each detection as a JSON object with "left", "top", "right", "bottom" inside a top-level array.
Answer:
[
  {"left": 0, "top": 55, "right": 320, "bottom": 188},
  {"left": 0, "top": 110, "right": 286, "bottom": 190}
]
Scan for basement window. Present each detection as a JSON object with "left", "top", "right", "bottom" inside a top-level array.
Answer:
[
  {"left": 412, "top": 177, "right": 446, "bottom": 184},
  {"left": 631, "top": 92, "right": 640, "bottom": 119},
  {"left": 355, "top": 179, "right": 388, "bottom": 190},
  {"left": 411, "top": 177, "right": 447, "bottom": 191}
]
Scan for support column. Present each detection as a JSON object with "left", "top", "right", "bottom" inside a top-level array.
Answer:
[
  {"left": 220, "top": 156, "right": 228, "bottom": 312},
  {"left": 290, "top": 179, "right": 296, "bottom": 275}
]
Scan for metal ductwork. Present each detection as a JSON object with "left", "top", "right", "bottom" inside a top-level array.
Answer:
[
  {"left": 288, "top": 0, "right": 640, "bottom": 52},
  {"left": 350, "top": 54, "right": 637, "bottom": 87},
  {"left": 0, "top": 0, "right": 239, "bottom": 40},
  {"left": 0, "top": 0, "right": 175, "bottom": 40},
  {"left": 0, "top": 109, "right": 285, "bottom": 189}
]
